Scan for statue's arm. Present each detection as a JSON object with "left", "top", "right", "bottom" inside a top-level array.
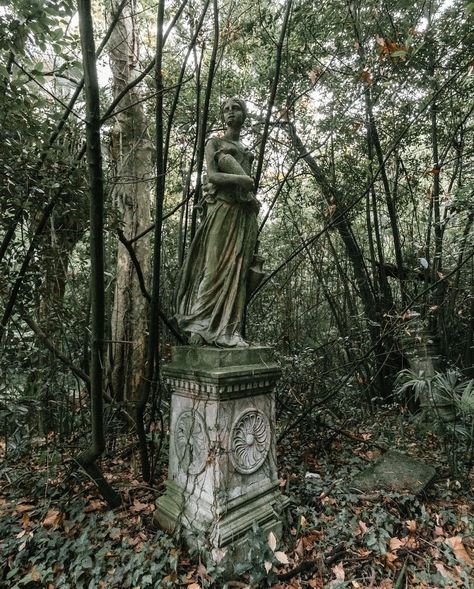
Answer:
[{"left": 205, "top": 140, "right": 254, "bottom": 192}]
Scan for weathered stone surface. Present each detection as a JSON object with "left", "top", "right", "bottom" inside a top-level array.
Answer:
[
  {"left": 154, "top": 346, "right": 289, "bottom": 563},
  {"left": 171, "top": 345, "right": 275, "bottom": 370},
  {"left": 351, "top": 450, "right": 436, "bottom": 494},
  {"left": 164, "top": 346, "right": 280, "bottom": 403},
  {"left": 174, "top": 98, "right": 263, "bottom": 348},
  {"left": 400, "top": 321, "right": 455, "bottom": 423},
  {"left": 401, "top": 325, "right": 442, "bottom": 377}
]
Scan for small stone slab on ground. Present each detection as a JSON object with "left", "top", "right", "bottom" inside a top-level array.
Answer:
[{"left": 351, "top": 450, "right": 436, "bottom": 494}]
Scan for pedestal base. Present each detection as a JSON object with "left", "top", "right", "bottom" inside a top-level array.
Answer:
[{"left": 154, "top": 346, "right": 289, "bottom": 562}]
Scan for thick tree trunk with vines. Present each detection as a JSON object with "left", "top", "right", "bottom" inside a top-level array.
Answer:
[
  {"left": 108, "top": 0, "right": 152, "bottom": 404},
  {"left": 135, "top": 0, "right": 166, "bottom": 483}
]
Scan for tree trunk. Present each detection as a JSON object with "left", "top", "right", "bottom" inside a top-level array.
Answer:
[
  {"left": 190, "top": 0, "right": 219, "bottom": 241},
  {"left": 285, "top": 122, "right": 398, "bottom": 397},
  {"left": 29, "top": 204, "right": 87, "bottom": 436},
  {"left": 135, "top": 0, "right": 166, "bottom": 483},
  {"left": 77, "top": 0, "right": 121, "bottom": 507},
  {"left": 107, "top": 0, "right": 152, "bottom": 404}
]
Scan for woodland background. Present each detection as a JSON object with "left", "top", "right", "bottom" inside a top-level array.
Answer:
[{"left": 0, "top": 0, "right": 473, "bottom": 587}]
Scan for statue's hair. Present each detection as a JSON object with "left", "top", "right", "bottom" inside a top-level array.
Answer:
[{"left": 220, "top": 97, "right": 247, "bottom": 123}]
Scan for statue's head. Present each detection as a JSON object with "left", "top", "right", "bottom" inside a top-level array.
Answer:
[{"left": 221, "top": 97, "right": 247, "bottom": 128}]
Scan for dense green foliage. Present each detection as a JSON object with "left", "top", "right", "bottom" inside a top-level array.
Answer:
[{"left": 0, "top": 0, "right": 473, "bottom": 586}]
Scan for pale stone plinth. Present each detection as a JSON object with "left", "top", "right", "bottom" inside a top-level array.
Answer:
[{"left": 154, "top": 346, "right": 288, "bottom": 560}]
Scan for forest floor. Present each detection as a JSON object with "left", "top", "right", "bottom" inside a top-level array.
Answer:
[{"left": 0, "top": 408, "right": 473, "bottom": 589}]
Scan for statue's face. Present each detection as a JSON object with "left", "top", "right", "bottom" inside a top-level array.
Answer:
[{"left": 222, "top": 99, "right": 245, "bottom": 129}]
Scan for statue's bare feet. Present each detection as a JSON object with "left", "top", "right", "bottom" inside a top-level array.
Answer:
[
  {"left": 216, "top": 334, "right": 249, "bottom": 347},
  {"left": 189, "top": 333, "right": 205, "bottom": 345}
]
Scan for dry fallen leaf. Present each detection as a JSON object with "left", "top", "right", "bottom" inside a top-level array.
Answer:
[
  {"left": 302, "top": 533, "right": 319, "bottom": 552},
  {"left": 295, "top": 538, "right": 304, "bottom": 559},
  {"left": 389, "top": 537, "right": 404, "bottom": 551},
  {"left": 30, "top": 566, "right": 41, "bottom": 582},
  {"left": 197, "top": 562, "right": 211, "bottom": 581},
  {"left": 21, "top": 513, "right": 31, "bottom": 529},
  {"left": 42, "top": 509, "right": 62, "bottom": 529},
  {"left": 404, "top": 535, "right": 419, "bottom": 550},
  {"left": 84, "top": 499, "right": 105, "bottom": 513},
  {"left": 307, "top": 67, "right": 323, "bottom": 85},
  {"left": 264, "top": 561, "right": 273, "bottom": 573},
  {"left": 332, "top": 562, "right": 345, "bottom": 581},
  {"left": 130, "top": 500, "right": 148, "bottom": 513},
  {"left": 434, "top": 562, "right": 455, "bottom": 579},
  {"left": 384, "top": 551, "right": 398, "bottom": 570},
  {"left": 16, "top": 504, "right": 35, "bottom": 513},
  {"left": 405, "top": 520, "right": 417, "bottom": 534},
  {"left": 268, "top": 531, "right": 277, "bottom": 552},
  {"left": 211, "top": 547, "right": 226, "bottom": 563},
  {"left": 359, "top": 69, "right": 373, "bottom": 85},
  {"left": 274, "top": 551, "right": 289, "bottom": 565},
  {"left": 445, "top": 536, "right": 474, "bottom": 565},
  {"left": 188, "top": 584, "right": 201, "bottom": 589},
  {"left": 358, "top": 520, "right": 368, "bottom": 535}
]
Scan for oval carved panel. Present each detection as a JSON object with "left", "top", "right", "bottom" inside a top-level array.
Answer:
[
  {"left": 230, "top": 409, "right": 270, "bottom": 474},
  {"left": 174, "top": 410, "right": 209, "bottom": 475}
]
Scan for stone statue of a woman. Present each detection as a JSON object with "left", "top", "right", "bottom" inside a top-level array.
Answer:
[{"left": 174, "top": 97, "right": 261, "bottom": 347}]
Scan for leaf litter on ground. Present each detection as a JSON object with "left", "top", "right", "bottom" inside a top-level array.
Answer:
[{"left": 0, "top": 408, "right": 472, "bottom": 587}]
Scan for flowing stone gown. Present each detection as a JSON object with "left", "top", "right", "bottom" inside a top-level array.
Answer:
[{"left": 174, "top": 137, "right": 259, "bottom": 347}]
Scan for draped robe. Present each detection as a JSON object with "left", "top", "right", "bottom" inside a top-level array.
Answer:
[{"left": 174, "top": 137, "right": 258, "bottom": 347}]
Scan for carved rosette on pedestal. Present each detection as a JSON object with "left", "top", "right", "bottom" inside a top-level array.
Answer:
[
  {"left": 154, "top": 346, "right": 289, "bottom": 561},
  {"left": 230, "top": 409, "right": 270, "bottom": 474},
  {"left": 174, "top": 410, "right": 209, "bottom": 475}
]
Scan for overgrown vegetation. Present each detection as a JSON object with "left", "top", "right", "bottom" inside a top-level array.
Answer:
[
  {"left": 1, "top": 0, "right": 473, "bottom": 586},
  {"left": 1, "top": 408, "right": 473, "bottom": 587}
]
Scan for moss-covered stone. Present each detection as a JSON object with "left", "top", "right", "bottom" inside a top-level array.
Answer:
[
  {"left": 171, "top": 345, "right": 275, "bottom": 370},
  {"left": 351, "top": 450, "right": 436, "bottom": 494}
]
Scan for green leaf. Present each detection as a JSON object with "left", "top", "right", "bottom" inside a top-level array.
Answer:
[{"left": 81, "top": 555, "right": 93, "bottom": 569}]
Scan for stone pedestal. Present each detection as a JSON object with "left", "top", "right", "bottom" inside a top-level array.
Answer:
[
  {"left": 400, "top": 322, "right": 455, "bottom": 422},
  {"left": 154, "top": 346, "right": 288, "bottom": 559}
]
